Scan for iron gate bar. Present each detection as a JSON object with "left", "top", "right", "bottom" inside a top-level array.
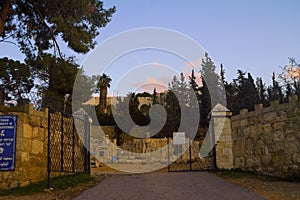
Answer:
[
  {"left": 72, "top": 119, "right": 75, "bottom": 173},
  {"left": 168, "top": 137, "right": 215, "bottom": 172},
  {"left": 84, "top": 114, "right": 91, "bottom": 174},
  {"left": 47, "top": 108, "right": 51, "bottom": 189},
  {"left": 189, "top": 139, "right": 192, "bottom": 171},
  {"left": 61, "top": 111, "right": 64, "bottom": 172},
  {"left": 167, "top": 137, "right": 170, "bottom": 172},
  {"left": 47, "top": 109, "right": 91, "bottom": 188}
]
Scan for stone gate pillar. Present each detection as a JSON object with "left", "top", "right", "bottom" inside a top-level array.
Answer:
[{"left": 211, "top": 104, "right": 233, "bottom": 169}]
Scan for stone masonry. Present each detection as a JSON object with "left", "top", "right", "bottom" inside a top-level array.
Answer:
[
  {"left": 0, "top": 104, "right": 48, "bottom": 189},
  {"left": 231, "top": 96, "right": 300, "bottom": 177}
]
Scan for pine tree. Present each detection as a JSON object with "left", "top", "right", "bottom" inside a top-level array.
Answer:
[
  {"left": 199, "top": 53, "right": 221, "bottom": 126},
  {"left": 233, "top": 70, "right": 259, "bottom": 112},
  {"left": 0, "top": 0, "right": 115, "bottom": 58},
  {"left": 256, "top": 77, "right": 267, "bottom": 106},
  {"left": 268, "top": 72, "right": 283, "bottom": 103},
  {"left": 189, "top": 69, "right": 200, "bottom": 109}
]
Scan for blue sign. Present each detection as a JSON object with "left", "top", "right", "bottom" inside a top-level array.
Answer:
[{"left": 0, "top": 115, "right": 17, "bottom": 171}]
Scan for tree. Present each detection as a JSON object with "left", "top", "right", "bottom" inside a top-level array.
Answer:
[
  {"left": 279, "top": 57, "right": 300, "bottom": 99},
  {"left": 219, "top": 64, "right": 238, "bottom": 113},
  {"left": 232, "top": 70, "right": 259, "bottom": 113},
  {"left": 0, "top": 0, "right": 115, "bottom": 58},
  {"left": 199, "top": 53, "right": 221, "bottom": 125},
  {"left": 152, "top": 88, "right": 158, "bottom": 105},
  {"left": 27, "top": 54, "right": 85, "bottom": 110},
  {"left": 96, "top": 73, "right": 111, "bottom": 112},
  {"left": 256, "top": 77, "right": 268, "bottom": 106},
  {"left": 267, "top": 72, "right": 283, "bottom": 103},
  {"left": 189, "top": 69, "right": 200, "bottom": 109},
  {"left": 220, "top": 64, "right": 226, "bottom": 84},
  {"left": 0, "top": 57, "right": 34, "bottom": 106}
]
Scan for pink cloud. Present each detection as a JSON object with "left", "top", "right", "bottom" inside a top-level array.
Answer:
[{"left": 131, "top": 76, "right": 170, "bottom": 94}]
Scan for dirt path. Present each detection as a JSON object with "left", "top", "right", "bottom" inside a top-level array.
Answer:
[{"left": 74, "top": 172, "right": 265, "bottom": 200}]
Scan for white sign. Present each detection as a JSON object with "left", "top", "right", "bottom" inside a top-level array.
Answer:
[{"left": 173, "top": 132, "right": 185, "bottom": 145}]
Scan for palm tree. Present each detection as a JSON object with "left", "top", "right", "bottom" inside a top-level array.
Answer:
[{"left": 96, "top": 73, "right": 112, "bottom": 112}]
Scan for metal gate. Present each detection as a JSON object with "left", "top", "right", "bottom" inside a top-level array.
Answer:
[
  {"left": 47, "top": 109, "right": 90, "bottom": 187},
  {"left": 167, "top": 137, "right": 215, "bottom": 172}
]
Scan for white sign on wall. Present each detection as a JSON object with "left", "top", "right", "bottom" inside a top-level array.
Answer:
[{"left": 173, "top": 132, "right": 185, "bottom": 145}]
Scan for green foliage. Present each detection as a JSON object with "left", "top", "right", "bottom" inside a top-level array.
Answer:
[
  {"left": 0, "top": 173, "right": 95, "bottom": 196},
  {"left": 0, "top": 57, "right": 34, "bottom": 106},
  {"left": 95, "top": 73, "right": 111, "bottom": 111},
  {"left": 26, "top": 54, "right": 94, "bottom": 111},
  {"left": 0, "top": 0, "right": 115, "bottom": 58},
  {"left": 199, "top": 53, "right": 221, "bottom": 125},
  {"left": 228, "top": 70, "right": 260, "bottom": 114},
  {"left": 136, "top": 92, "right": 151, "bottom": 97},
  {"left": 152, "top": 88, "right": 158, "bottom": 104},
  {"left": 267, "top": 72, "right": 284, "bottom": 103},
  {"left": 256, "top": 77, "right": 268, "bottom": 106}
]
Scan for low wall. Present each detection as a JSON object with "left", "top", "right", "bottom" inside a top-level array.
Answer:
[
  {"left": 0, "top": 104, "right": 48, "bottom": 189},
  {"left": 231, "top": 96, "right": 300, "bottom": 177}
]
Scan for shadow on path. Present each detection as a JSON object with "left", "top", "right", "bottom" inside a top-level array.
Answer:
[{"left": 73, "top": 172, "right": 265, "bottom": 200}]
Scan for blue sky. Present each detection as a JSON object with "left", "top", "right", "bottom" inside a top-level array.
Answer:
[{"left": 1, "top": 0, "right": 300, "bottom": 95}]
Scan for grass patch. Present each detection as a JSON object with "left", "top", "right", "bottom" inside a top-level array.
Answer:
[{"left": 0, "top": 173, "right": 96, "bottom": 197}]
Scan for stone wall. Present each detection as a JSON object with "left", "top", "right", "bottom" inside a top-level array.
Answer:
[
  {"left": 0, "top": 104, "right": 48, "bottom": 189},
  {"left": 231, "top": 96, "right": 300, "bottom": 177}
]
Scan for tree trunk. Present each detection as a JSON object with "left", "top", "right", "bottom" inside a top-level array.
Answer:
[
  {"left": 100, "top": 87, "right": 107, "bottom": 112},
  {"left": 0, "top": 0, "right": 11, "bottom": 36},
  {"left": 0, "top": 87, "right": 5, "bottom": 106}
]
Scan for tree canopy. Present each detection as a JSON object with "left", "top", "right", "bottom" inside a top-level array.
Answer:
[
  {"left": 0, "top": 0, "right": 115, "bottom": 58},
  {"left": 0, "top": 57, "right": 34, "bottom": 106}
]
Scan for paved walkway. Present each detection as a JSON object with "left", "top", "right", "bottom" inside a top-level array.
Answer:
[{"left": 73, "top": 172, "right": 265, "bottom": 200}]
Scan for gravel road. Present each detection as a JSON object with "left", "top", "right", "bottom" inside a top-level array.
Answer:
[{"left": 74, "top": 172, "right": 265, "bottom": 200}]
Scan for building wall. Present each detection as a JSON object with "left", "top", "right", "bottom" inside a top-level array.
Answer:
[
  {"left": 231, "top": 96, "right": 300, "bottom": 177},
  {"left": 0, "top": 104, "right": 48, "bottom": 189}
]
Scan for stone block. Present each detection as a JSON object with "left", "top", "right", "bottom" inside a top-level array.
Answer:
[
  {"left": 224, "top": 135, "right": 232, "bottom": 142},
  {"left": 218, "top": 135, "right": 226, "bottom": 142},
  {"left": 216, "top": 142, "right": 225, "bottom": 148},
  {"left": 223, "top": 149, "right": 233, "bottom": 156},
  {"left": 231, "top": 120, "right": 239, "bottom": 128},
  {"left": 23, "top": 124, "right": 32, "bottom": 138},
  {"left": 225, "top": 142, "right": 233, "bottom": 149},
  {"left": 9, "top": 181, "right": 18, "bottom": 189},
  {"left": 263, "top": 112, "right": 277, "bottom": 121},
  {"left": 273, "top": 131, "right": 284, "bottom": 142},
  {"left": 246, "top": 158, "right": 256, "bottom": 168},
  {"left": 31, "top": 140, "right": 44, "bottom": 154},
  {"left": 29, "top": 115, "right": 41, "bottom": 127},
  {"left": 22, "top": 138, "right": 32, "bottom": 152},
  {"left": 292, "top": 153, "right": 300, "bottom": 163},
  {"left": 286, "top": 133, "right": 296, "bottom": 141},
  {"left": 262, "top": 123, "right": 272, "bottom": 133},
  {"left": 21, "top": 152, "right": 30, "bottom": 162},
  {"left": 288, "top": 165, "right": 299, "bottom": 174},
  {"left": 0, "top": 183, "right": 9, "bottom": 190},
  {"left": 19, "top": 181, "right": 30, "bottom": 187},
  {"left": 240, "top": 119, "right": 248, "bottom": 127},
  {"left": 234, "top": 157, "right": 245, "bottom": 168},
  {"left": 32, "top": 127, "right": 39, "bottom": 138},
  {"left": 262, "top": 155, "right": 272, "bottom": 165},
  {"left": 284, "top": 142, "right": 298, "bottom": 154},
  {"left": 41, "top": 118, "right": 48, "bottom": 128},
  {"left": 32, "top": 127, "right": 45, "bottom": 141}
]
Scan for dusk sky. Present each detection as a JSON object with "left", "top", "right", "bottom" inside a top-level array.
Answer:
[{"left": 1, "top": 0, "right": 300, "bottom": 95}]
